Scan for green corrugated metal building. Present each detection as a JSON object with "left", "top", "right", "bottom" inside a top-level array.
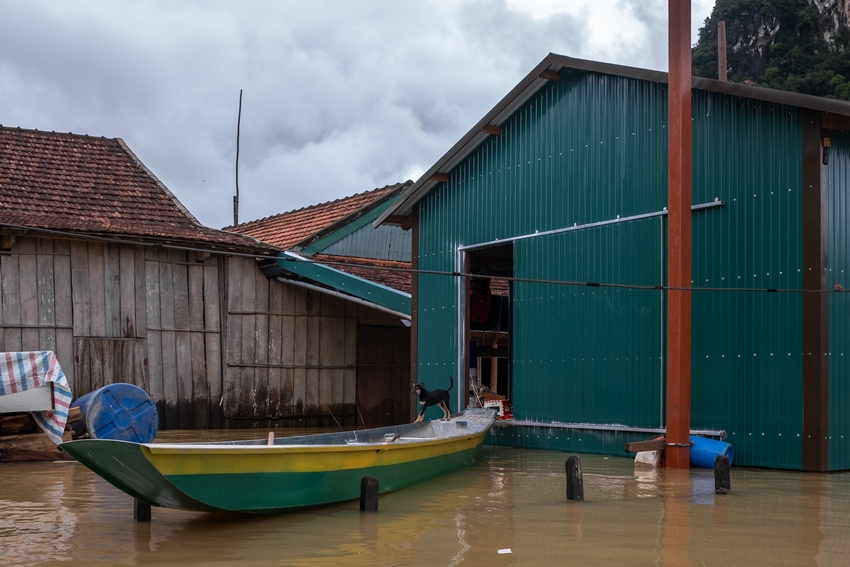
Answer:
[{"left": 377, "top": 54, "right": 850, "bottom": 471}]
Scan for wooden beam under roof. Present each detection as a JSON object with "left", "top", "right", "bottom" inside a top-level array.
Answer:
[
  {"left": 539, "top": 70, "right": 560, "bottom": 81},
  {"left": 822, "top": 113, "right": 850, "bottom": 130},
  {"left": 430, "top": 173, "right": 450, "bottom": 183},
  {"left": 384, "top": 215, "right": 413, "bottom": 230},
  {"left": 801, "top": 110, "right": 830, "bottom": 472},
  {"left": 481, "top": 124, "right": 501, "bottom": 136}
]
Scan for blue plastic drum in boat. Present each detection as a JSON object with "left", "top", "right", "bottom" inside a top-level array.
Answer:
[
  {"left": 689, "top": 435, "right": 734, "bottom": 468},
  {"left": 71, "top": 383, "right": 159, "bottom": 443}
]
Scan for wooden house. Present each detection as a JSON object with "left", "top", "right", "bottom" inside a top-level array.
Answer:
[{"left": 0, "top": 126, "right": 413, "bottom": 430}]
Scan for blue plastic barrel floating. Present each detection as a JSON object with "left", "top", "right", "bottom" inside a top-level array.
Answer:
[
  {"left": 70, "top": 383, "right": 159, "bottom": 443},
  {"left": 689, "top": 435, "right": 734, "bottom": 468}
]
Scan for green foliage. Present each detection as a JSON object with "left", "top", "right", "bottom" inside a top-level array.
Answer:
[{"left": 692, "top": 0, "right": 850, "bottom": 100}]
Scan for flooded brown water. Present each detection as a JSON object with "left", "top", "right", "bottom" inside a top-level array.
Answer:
[{"left": 2, "top": 429, "right": 850, "bottom": 566}]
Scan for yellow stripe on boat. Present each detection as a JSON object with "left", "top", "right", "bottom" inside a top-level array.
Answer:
[{"left": 143, "top": 432, "right": 488, "bottom": 476}]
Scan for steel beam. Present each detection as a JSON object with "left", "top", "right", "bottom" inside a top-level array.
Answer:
[{"left": 666, "top": 0, "right": 693, "bottom": 468}]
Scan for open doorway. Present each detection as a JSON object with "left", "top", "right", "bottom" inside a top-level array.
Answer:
[{"left": 465, "top": 243, "right": 512, "bottom": 419}]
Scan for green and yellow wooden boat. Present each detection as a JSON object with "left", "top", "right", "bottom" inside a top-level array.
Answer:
[{"left": 59, "top": 408, "right": 496, "bottom": 513}]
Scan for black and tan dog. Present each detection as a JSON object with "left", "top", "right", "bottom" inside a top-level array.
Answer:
[{"left": 412, "top": 376, "right": 454, "bottom": 423}]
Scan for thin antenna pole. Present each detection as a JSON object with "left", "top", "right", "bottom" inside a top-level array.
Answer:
[
  {"left": 718, "top": 21, "right": 727, "bottom": 81},
  {"left": 234, "top": 89, "right": 243, "bottom": 226}
]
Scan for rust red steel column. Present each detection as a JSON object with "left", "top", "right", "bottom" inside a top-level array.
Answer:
[{"left": 666, "top": 0, "right": 693, "bottom": 468}]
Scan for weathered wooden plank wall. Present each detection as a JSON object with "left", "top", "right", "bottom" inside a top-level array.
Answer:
[
  {"left": 144, "top": 248, "right": 222, "bottom": 430},
  {"left": 0, "top": 237, "right": 74, "bottom": 385},
  {"left": 69, "top": 240, "right": 149, "bottom": 405},
  {"left": 0, "top": 235, "right": 410, "bottom": 430},
  {"left": 223, "top": 256, "right": 403, "bottom": 428},
  {"left": 74, "top": 337, "right": 148, "bottom": 394}
]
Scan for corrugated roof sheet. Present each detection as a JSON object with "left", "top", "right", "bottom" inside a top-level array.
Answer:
[
  {"left": 0, "top": 126, "right": 278, "bottom": 254},
  {"left": 312, "top": 253, "right": 411, "bottom": 294},
  {"left": 322, "top": 223, "right": 411, "bottom": 262},
  {"left": 229, "top": 184, "right": 413, "bottom": 293}
]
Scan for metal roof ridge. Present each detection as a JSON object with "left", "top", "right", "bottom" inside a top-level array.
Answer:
[{"left": 375, "top": 52, "right": 850, "bottom": 225}]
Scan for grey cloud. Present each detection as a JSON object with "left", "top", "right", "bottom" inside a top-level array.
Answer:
[{"left": 0, "top": 0, "right": 713, "bottom": 229}]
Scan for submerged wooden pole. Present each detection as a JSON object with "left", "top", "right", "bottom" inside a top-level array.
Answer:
[
  {"left": 134, "top": 499, "right": 151, "bottom": 522},
  {"left": 360, "top": 476, "right": 379, "bottom": 511},
  {"left": 566, "top": 456, "right": 584, "bottom": 502},
  {"left": 714, "top": 455, "right": 731, "bottom": 494}
]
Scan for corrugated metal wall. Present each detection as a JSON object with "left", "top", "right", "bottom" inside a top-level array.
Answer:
[
  {"left": 513, "top": 218, "right": 664, "bottom": 426},
  {"left": 323, "top": 224, "right": 411, "bottom": 261},
  {"left": 690, "top": 93, "right": 804, "bottom": 469},
  {"left": 830, "top": 130, "right": 850, "bottom": 470},
  {"left": 418, "top": 68, "right": 669, "bottom": 411},
  {"left": 417, "top": 67, "right": 820, "bottom": 469}
]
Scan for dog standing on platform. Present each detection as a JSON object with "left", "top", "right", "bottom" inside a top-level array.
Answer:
[{"left": 412, "top": 376, "right": 454, "bottom": 423}]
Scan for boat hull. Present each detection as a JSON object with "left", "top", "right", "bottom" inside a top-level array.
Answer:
[{"left": 60, "top": 409, "right": 495, "bottom": 513}]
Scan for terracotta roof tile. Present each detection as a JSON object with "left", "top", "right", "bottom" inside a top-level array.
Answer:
[
  {"left": 313, "top": 253, "right": 411, "bottom": 294},
  {"left": 0, "top": 126, "right": 278, "bottom": 254},
  {"left": 227, "top": 184, "right": 406, "bottom": 250}
]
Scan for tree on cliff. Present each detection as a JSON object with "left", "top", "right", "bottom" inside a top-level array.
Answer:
[{"left": 691, "top": 0, "right": 850, "bottom": 100}]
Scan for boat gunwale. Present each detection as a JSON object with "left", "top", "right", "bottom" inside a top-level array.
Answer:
[
  {"left": 137, "top": 410, "right": 497, "bottom": 455},
  {"left": 144, "top": 431, "right": 488, "bottom": 454}
]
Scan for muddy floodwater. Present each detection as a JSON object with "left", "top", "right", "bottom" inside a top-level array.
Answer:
[{"left": 2, "top": 429, "right": 850, "bottom": 566}]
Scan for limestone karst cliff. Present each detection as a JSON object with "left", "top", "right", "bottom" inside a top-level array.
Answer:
[{"left": 692, "top": 0, "right": 850, "bottom": 99}]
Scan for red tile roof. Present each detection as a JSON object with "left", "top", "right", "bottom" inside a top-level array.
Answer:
[
  {"left": 227, "top": 184, "right": 406, "bottom": 250},
  {"left": 0, "top": 126, "right": 278, "bottom": 254},
  {"left": 312, "top": 253, "right": 412, "bottom": 294},
  {"left": 228, "top": 185, "right": 413, "bottom": 293}
]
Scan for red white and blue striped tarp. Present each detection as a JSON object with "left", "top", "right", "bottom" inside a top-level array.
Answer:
[{"left": 0, "top": 351, "right": 73, "bottom": 444}]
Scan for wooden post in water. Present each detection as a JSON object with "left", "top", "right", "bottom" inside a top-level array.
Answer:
[
  {"left": 134, "top": 498, "right": 151, "bottom": 522},
  {"left": 714, "top": 455, "right": 731, "bottom": 494},
  {"left": 566, "top": 456, "right": 584, "bottom": 502},
  {"left": 360, "top": 476, "right": 379, "bottom": 511}
]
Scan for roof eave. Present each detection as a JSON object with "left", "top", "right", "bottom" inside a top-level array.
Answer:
[
  {"left": 0, "top": 222, "right": 280, "bottom": 256},
  {"left": 271, "top": 251, "right": 411, "bottom": 315},
  {"left": 375, "top": 53, "right": 850, "bottom": 225}
]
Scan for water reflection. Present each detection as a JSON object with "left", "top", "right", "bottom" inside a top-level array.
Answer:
[
  {"left": 2, "top": 435, "right": 850, "bottom": 566},
  {"left": 0, "top": 462, "right": 77, "bottom": 565}
]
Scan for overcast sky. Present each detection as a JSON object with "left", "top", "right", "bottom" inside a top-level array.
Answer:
[{"left": 0, "top": 0, "right": 714, "bottom": 229}]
